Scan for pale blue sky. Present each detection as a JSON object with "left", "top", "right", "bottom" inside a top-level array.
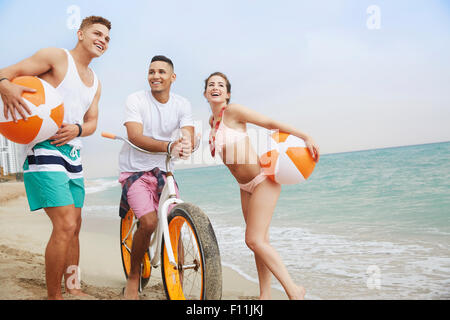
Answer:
[{"left": 1, "top": 0, "right": 449, "bottom": 177}]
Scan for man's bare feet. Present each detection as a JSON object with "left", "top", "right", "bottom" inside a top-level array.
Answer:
[
  {"left": 122, "top": 279, "right": 140, "bottom": 300},
  {"left": 67, "top": 288, "right": 91, "bottom": 297}
]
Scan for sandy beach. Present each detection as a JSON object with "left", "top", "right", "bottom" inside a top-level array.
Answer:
[{"left": 0, "top": 181, "right": 285, "bottom": 300}]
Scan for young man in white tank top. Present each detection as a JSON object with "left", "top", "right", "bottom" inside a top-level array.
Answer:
[{"left": 0, "top": 16, "right": 111, "bottom": 300}]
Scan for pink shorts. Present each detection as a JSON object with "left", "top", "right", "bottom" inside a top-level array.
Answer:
[
  {"left": 119, "top": 172, "right": 179, "bottom": 220},
  {"left": 239, "top": 172, "right": 268, "bottom": 194}
]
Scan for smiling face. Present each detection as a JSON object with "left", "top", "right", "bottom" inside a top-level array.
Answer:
[
  {"left": 204, "top": 74, "right": 231, "bottom": 106},
  {"left": 148, "top": 61, "right": 176, "bottom": 94},
  {"left": 78, "top": 23, "right": 110, "bottom": 57}
]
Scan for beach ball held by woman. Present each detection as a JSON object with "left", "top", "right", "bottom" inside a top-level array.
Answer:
[
  {"left": 260, "top": 131, "right": 316, "bottom": 184},
  {"left": 0, "top": 76, "right": 64, "bottom": 145}
]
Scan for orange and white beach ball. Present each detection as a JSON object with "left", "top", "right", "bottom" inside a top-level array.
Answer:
[
  {"left": 260, "top": 131, "right": 316, "bottom": 185},
  {"left": 0, "top": 76, "right": 64, "bottom": 145}
]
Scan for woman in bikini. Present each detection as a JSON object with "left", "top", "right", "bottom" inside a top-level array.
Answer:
[{"left": 205, "top": 72, "right": 320, "bottom": 300}]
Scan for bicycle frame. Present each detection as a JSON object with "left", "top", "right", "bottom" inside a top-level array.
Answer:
[
  {"left": 150, "top": 172, "right": 183, "bottom": 268},
  {"left": 102, "top": 132, "right": 198, "bottom": 271}
]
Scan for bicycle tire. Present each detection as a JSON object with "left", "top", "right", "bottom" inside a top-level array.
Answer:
[
  {"left": 161, "top": 203, "right": 222, "bottom": 300},
  {"left": 120, "top": 209, "right": 152, "bottom": 290}
]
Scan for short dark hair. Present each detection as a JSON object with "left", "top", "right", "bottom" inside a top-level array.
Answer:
[
  {"left": 79, "top": 16, "right": 111, "bottom": 31},
  {"left": 150, "top": 55, "right": 174, "bottom": 70}
]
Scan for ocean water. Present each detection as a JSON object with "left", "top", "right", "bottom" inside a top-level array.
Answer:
[{"left": 83, "top": 142, "right": 450, "bottom": 299}]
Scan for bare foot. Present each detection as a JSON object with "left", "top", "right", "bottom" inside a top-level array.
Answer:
[
  {"left": 122, "top": 280, "right": 139, "bottom": 300},
  {"left": 67, "top": 289, "right": 91, "bottom": 297},
  {"left": 289, "top": 285, "right": 306, "bottom": 300},
  {"left": 259, "top": 293, "right": 272, "bottom": 300}
]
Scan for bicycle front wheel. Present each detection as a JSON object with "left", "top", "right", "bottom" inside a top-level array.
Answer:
[{"left": 161, "top": 203, "right": 222, "bottom": 300}]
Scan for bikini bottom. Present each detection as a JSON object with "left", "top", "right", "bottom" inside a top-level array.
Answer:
[{"left": 238, "top": 171, "right": 267, "bottom": 194}]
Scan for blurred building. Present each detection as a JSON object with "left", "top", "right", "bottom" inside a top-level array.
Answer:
[{"left": 0, "top": 136, "right": 21, "bottom": 175}]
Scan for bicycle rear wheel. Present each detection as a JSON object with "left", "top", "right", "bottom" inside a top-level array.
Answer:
[
  {"left": 120, "top": 209, "right": 151, "bottom": 290},
  {"left": 161, "top": 203, "right": 222, "bottom": 300}
]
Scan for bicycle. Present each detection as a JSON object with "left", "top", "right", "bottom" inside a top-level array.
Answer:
[{"left": 101, "top": 132, "right": 222, "bottom": 300}]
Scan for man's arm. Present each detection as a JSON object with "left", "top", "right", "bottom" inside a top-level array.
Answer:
[
  {"left": 81, "top": 81, "right": 101, "bottom": 136},
  {"left": 178, "top": 100, "right": 194, "bottom": 152},
  {"left": 181, "top": 126, "right": 195, "bottom": 151},
  {"left": 125, "top": 121, "right": 170, "bottom": 153},
  {"left": 125, "top": 122, "right": 192, "bottom": 158},
  {"left": 50, "top": 81, "right": 102, "bottom": 147},
  {"left": 0, "top": 47, "right": 61, "bottom": 121}
]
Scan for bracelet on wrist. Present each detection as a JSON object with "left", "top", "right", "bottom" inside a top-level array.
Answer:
[
  {"left": 75, "top": 124, "right": 82, "bottom": 137},
  {"left": 0, "top": 78, "right": 9, "bottom": 83},
  {"left": 167, "top": 141, "right": 174, "bottom": 154}
]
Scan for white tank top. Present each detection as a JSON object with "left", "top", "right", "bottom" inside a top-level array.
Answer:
[{"left": 56, "top": 48, "right": 98, "bottom": 149}]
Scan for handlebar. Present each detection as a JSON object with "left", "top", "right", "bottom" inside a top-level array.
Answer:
[
  {"left": 101, "top": 131, "right": 201, "bottom": 156},
  {"left": 101, "top": 132, "right": 117, "bottom": 140},
  {"left": 101, "top": 131, "right": 167, "bottom": 155}
]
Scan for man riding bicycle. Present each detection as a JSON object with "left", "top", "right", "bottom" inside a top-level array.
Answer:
[{"left": 118, "top": 55, "right": 194, "bottom": 300}]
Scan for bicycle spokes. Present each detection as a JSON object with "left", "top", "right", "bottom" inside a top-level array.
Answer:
[{"left": 163, "top": 215, "right": 204, "bottom": 300}]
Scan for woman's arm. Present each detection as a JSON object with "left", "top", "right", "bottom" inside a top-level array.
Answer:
[{"left": 230, "top": 103, "right": 320, "bottom": 161}]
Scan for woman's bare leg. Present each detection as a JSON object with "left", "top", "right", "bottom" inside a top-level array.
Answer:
[
  {"left": 241, "top": 189, "right": 272, "bottom": 299},
  {"left": 244, "top": 179, "right": 305, "bottom": 300}
]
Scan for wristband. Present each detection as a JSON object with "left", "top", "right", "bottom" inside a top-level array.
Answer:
[
  {"left": 167, "top": 141, "right": 174, "bottom": 154},
  {"left": 0, "top": 78, "right": 9, "bottom": 83},
  {"left": 75, "top": 123, "right": 82, "bottom": 137}
]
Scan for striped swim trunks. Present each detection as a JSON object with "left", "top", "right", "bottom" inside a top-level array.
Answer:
[{"left": 23, "top": 140, "right": 85, "bottom": 211}]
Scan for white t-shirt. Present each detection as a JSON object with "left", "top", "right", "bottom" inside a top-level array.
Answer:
[{"left": 118, "top": 90, "right": 194, "bottom": 172}]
